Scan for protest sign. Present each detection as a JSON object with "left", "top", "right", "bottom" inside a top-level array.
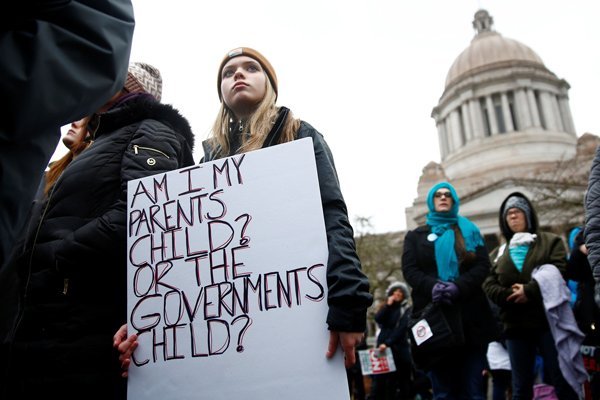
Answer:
[
  {"left": 358, "top": 348, "right": 397, "bottom": 375},
  {"left": 126, "top": 138, "right": 348, "bottom": 399}
]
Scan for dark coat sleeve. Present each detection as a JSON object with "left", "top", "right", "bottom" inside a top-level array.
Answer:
[
  {"left": 0, "top": 0, "right": 134, "bottom": 267},
  {"left": 54, "top": 121, "right": 193, "bottom": 273},
  {"left": 585, "top": 145, "right": 600, "bottom": 281},
  {"left": 0, "top": 0, "right": 135, "bottom": 135},
  {"left": 483, "top": 251, "right": 514, "bottom": 307},
  {"left": 299, "top": 124, "right": 373, "bottom": 332},
  {"left": 401, "top": 229, "right": 438, "bottom": 311}
]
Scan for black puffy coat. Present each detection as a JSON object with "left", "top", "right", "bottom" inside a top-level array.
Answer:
[
  {"left": 0, "top": 95, "right": 195, "bottom": 399},
  {"left": 202, "top": 107, "right": 372, "bottom": 332}
]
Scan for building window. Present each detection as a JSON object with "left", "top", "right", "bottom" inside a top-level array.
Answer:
[
  {"left": 479, "top": 98, "right": 491, "bottom": 137},
  {"left": 534, "top": 90, "right": 546, "bottom": 129},
  {"left": 508, "top": 91, "right": 519, "bottom": 130},
  {"left": 493, "top": 94, "right": 506, "bottom": 133}
]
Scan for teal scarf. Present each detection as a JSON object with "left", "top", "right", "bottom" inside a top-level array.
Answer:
[{"left": 425, "top": 182, "right": 484, "bottom": 281}]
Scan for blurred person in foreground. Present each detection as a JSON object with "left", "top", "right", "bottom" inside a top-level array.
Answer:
[{"left": 0, "top": 0, "right": 135, "bottom": 269}]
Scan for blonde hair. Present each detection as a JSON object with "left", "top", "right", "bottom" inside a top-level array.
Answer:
[{"left": 209, "top": 78, "right": 300, "bottom": 158}]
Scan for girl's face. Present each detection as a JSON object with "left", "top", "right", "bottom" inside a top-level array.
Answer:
[
  {"left": 433, "top": 188, "right": 453, "bottom": 213},
  {"left": 62, "top": 117, "right": 89, "bottom": 150},
  {"left": 220, "top": 56, "right": 267, "bottom": 119}
]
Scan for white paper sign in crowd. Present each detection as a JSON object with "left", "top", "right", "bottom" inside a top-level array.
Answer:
[{"left": 125, "top": 138, "right": 349, "bottom": 399}]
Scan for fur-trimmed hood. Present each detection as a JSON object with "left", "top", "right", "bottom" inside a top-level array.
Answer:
[{"left": 92, "top": 95, "right": 195, "bottom": 151}]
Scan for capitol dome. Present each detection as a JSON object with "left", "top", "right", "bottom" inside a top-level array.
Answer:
[
  {"left": 430, "top": 8, "right": 576, "bottom": 180},
  {"left": 407, "top": 9, "right": 580, "bottom": 235},
  {"left": 445, "top": 29, "right": 546, "bottom": 88}
]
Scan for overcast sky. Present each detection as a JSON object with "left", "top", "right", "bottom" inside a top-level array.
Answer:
[{"left": 54, "top": 0, "right": 600, "bottom": 233}]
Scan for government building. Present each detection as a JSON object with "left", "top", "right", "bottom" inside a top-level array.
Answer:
[{"left": 404, "top": 9, "right": 597, "bottom": 250}]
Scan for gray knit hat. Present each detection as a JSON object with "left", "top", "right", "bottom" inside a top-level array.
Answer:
[
  {"left": 503, "top": 195, "right": 532, "bottom": 230},
  {"left": 124, "top": 62, "right": 162, "bottom": 101},
  {"left": 386, "top": 281, "right": 409, "bottom": 297}
]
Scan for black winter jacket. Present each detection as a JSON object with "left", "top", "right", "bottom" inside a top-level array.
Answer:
[
  {"left": 0, "top": 96, "right": 195, "bottom": 399},
  {"left": 402, "top": 226, "right": 498, "bottom": 350},
  {"left": 202, "top": 107, "right": 373, "bottom": 332},
  {"left": 375, "top": 301, "right": 411, "bottom": 363}
]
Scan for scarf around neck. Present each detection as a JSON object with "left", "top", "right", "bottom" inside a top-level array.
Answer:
[{"left": 425, "top": 182, "right": 484, "bottom": 281}]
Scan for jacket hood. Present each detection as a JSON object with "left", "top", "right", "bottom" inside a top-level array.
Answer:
[
  {"left": 499, "top": 191, "right": 538, "bottom": 241},
  {"left": 93, "top": 95, "right": 195, "bottom": 151},
  {"left": 386, "top": 281, "right": 410, "bottom": 298}
]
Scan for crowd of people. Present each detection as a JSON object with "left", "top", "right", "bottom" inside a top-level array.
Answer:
[
  {"left": 1, "top": 2, "right": 600, "bottom": 400},
  {"left": 352, "top": 185, "right": 597, "bottom": 400}
]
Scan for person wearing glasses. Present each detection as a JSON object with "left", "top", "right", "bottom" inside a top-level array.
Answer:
[
  {"left": 483, "top": 192, "right": 581, "bottom": 399},
  {"left": 402, "top": 181, "right": 497, "bottom": 399}
]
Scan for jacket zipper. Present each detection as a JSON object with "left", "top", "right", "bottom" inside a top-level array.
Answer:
[{"left": 133, "top": 144, "right": 170, "bottom": 159}]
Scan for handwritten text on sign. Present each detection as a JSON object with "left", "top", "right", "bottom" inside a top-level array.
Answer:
[{"left": 126, "top": 138, "right": 348, "bottom": 399}]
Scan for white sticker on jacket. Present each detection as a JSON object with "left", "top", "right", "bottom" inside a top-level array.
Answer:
[{"left": 411, "top": 319, "right": 433, "bottom": 346}]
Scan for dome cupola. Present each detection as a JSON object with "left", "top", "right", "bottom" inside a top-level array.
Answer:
[{"left": 431, "top": 9, "right": 576, "bottom": 179}]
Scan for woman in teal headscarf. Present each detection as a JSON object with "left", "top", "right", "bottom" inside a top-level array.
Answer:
[{"left": 402, "top": 182, "right": 497, "bottom": 400}]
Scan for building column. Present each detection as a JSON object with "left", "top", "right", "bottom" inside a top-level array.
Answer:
[
  {"left": 527, "top": 89, "right": 542, "bottom": 127},
  {"left": 485, "top": 95, "right": 499, "bottom": 135},
  {"left": 460, "top": 102, "right": 473, "bottom": 141},
  {"left": 444, "top": 117, "right": 454, "bottom": 154},
  {"left": 437, "top": 122, "right": 447, "bottom": 159},
  {"left": 469, "top": 98, "right": 485, "bottom": 138},
  {"left": 558, "top": 97, "right": 577, "bottom": 135},
  {"left": 448, "top": 110, "right": 461, "bottom": 149},
  {"left": 500, "top": 92, "right": 515, "bottom": 132},
  {"left": 550, "top": 94, "right": 565, "bottom": 132},
  {"left": 540, "top": 91, "right": 558, "bottom": 131},
  {"left": 515, "top": 88, "right": 532, "bottom": 129}
]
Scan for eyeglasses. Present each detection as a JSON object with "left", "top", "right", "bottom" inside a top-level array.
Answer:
[
  {"left": 434, "top": 191, "right": 452, "bottom": 199},
  {"left": 506, "top": 209, "right": 524, "bottom": 217}
]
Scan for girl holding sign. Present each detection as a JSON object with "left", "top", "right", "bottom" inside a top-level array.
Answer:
[
  {"left": 206, "top": 47, "right": 372, "bottom": 368},
  {"left": 402, "top": 182, "right": 497, "bottom": 399},
  {"left": 115, "top": 47, "right": 373, "bottom": 372}
]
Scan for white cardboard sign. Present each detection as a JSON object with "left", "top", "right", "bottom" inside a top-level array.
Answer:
[{"left": 125, "top": 138, "right": 349, "bottom": 399}]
